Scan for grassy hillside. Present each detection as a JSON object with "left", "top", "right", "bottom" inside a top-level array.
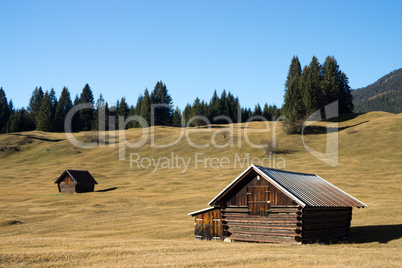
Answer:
[
  {"left": 353, "top": 68, "right": 402, "bottom": 113},
  {"left": 0, "top": 112, "right": 401, "bottom": 267}
]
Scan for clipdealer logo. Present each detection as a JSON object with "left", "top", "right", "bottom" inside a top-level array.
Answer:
[{"left": 63, "top": 102, "right": 340, "bottom": 171}]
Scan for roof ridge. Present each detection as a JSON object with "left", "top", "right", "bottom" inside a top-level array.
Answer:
[{"left": 254, "top": 165, "right": 317, "bottom": 176}]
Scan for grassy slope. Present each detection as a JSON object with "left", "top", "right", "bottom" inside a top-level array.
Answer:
[{"left": 0, "top": 112, "right": 401, "bottom": 267}]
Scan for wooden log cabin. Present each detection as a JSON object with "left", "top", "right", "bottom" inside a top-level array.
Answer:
[
  {"left": 189, "top": 165, "right": 366, "bottom": 244},
  {"left": 54, "top": 169, "right": 98, "bottom": 193}
]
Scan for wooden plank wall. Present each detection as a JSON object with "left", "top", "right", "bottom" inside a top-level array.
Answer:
[
  {"left": 222, "top": 205, "right": 302, "bottom": 244},
  {"left": 59, "top": 175, "right": 77, "bottom": 193},
  {"left": 194, "top": 209, "right": 223, "bottom": 240},
  {"left": 76, "top": 184, "right": 95, "bottom": 193},
  {"left": 222, "top": 174, "right": 302, "bottom": 244},
  {"left": 301, "top": 207, "right": 352, "bottom": 243}
]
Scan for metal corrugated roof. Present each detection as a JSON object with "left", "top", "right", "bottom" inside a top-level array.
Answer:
[
  {"left": 209, "top": 165, "right": 367, "bottom": 208},
  {"left": 255, "top": 166, "right": 366, "bottom": 208}
]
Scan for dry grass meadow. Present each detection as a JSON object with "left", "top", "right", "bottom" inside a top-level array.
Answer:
[{"left": 0, "top": 112, "right": 401, "bottom": 267}]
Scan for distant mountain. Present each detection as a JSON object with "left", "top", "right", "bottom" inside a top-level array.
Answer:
[{"left": 352, "top": 68, "right": 402, "bottom": 113}]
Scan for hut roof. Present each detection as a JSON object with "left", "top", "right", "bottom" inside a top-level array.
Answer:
[
  {"left": 54, "top": 170, "right": 98, "bottom": 184},
  {"left": 188, "top": 207, "right": 216, "bottom": 216},
  {"left": 208, "top": 165, "right": 367, "bottom": 208}
]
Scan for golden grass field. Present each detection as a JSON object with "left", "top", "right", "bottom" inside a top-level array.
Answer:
[{"left": 0, "top": 111, "right": 401, "bottom": 267}]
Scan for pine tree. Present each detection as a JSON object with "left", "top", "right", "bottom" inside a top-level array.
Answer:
[
  {"left": 322, "top": 56, "right": 342, "bottom": 107},
  {"left": 27, "top": 87, "right": 44, "bottom": 128},
  {"left": 271, "top": 105, "right": 281, "bottom": 120},
  {"left": 133, "top": 94, "right": 144, "bottom": 128},
  {"left": 8, "top": 100, "right": 14, "bottom": 116},
  {"left": 282, "top": 56, "right": 305, "bottom": 133},
  {"left": 227, "top": 92, "right": 238, "bottom": 122},
  {"left": 54, "top": 87, "right": 73, "bottom": 132},
  {"left": 140, "top": 88, "right": 151, "bottom": 127},
  {"left": 302, "top": 56, "right": 322, "bottom": 115},
  {"left": 339, "top": 72, "right": 354, "bottom": 113},
  {"left": 5, "top": 108, "right": 34, "bottom": 133},
  {"left": 150, "top": 81, "right": 173, "bottom": 126},
  {"left": 253, "top": 104, "right": 262, "bottom": 119},
  {"left": 78, "top": 83, "right": 95, "bottom": 131},
  {"left": 49, "top": 88, "right": 57, "bottom": 114},
  {"left": 0, "top": 88, "right": 11, "bottom": 132},
  {"left": 208, "top": 89, "right": 220, "bottom": 122},
  {"left": 191, "top": 97, "right": 206, "bottom": 126},
  {"left": 37, "top": 91, "right": 55, "bottom": 132},
  {"left": 94, "top": 94, "right": 107, "bottom": 131},
  {"left": 183, "top": 103, "right": 192, "bottom": 125},
  {"left": 172, "top": 107, "right": 183, "bottom": 127},
  {"left": 262, "top": 103, "right": 271, "bottom": 121},
  {"left": 117, "top": 97, "right": 129, "bottom": 129},
  {"left": 127, "top": 105, "right": 136, "bottom": 128},
  {"left": 71, "top": 95, "right": 80, "bottom": 132}
]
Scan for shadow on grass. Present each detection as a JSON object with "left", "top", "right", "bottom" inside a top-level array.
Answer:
[
  {"left": 349, "top": 224, "right": 402, "bottom": 244},
  {"left": 301, "top": 121, "right": 369, "bottom": 135},
  {"left": 96, "top": 187, "right": 118, "bottom": 192},
  {"left": 13, "top": 133, "right": 65, "bottom": 143},
  {"left": 271, "top": 149, "right": 297, "bottom": 155}
]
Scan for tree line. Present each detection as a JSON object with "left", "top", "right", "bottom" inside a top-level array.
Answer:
[
  {"left": 0, "top": 81, "right": 281, "bottom": 133},
  {"left": 282, "top": 55, "right": 354, "bottom": 133},
  {"left": 0, "top": 55, "right": 354, "bottom": 134}
]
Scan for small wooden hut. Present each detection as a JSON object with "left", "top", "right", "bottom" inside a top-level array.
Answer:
[
  {"left": 189, "top": 165, "right": 366, "bottom": 244},
  {"left": 54, "top": 169, "right": 98, "bottom": 193}
]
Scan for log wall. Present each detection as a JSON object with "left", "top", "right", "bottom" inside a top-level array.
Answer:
[
  {"left": 222, "top": 205, "right": 302, "bottom": 244},
  {"left": 58, "top": 175, "right": 77, "bottom": 193},
  {"left": 194, "top": 208, "right": 223, "bottom": 240},
  {"left": 221, "top": 174, "right": 302, "bottom": 244},
  {"left": 301, "top": 207, "right": 352, "bottom": 243},
  {"left": 76, "top": 184, "right": 95, "bottom": 193}
]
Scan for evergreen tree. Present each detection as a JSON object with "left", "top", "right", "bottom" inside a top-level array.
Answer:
[
  {"left": 282, "top": 56, "right": 305, "bottom": 133},
  {"left": 94, "top": 94, "right": 107, "bottom": 131},
  {"left": 262, "top": 103, "right": 271, "bottom": 120},
  {"left": 37, "top": 91, "right": 55, "bottom": 132},
  {"left": 27, "top": 87, "right": 44, "bottom": 128},
  {"left": 72, "top": 94, "right": 80, "bottom": 132},
  {"left": 271, "top": 105, "right": 281, "bottom": 120},
  {"left": 172, "top": 107, "right": 183, "bottom": 127},
  {"left": 140, "top": 88, "right": 151, "bottom": 126},
  {"left": 208, "top": 89, "right": 220, "bottom": 121},
  {"left": 322, "top": 56, "right": 342, "bottom": 107},
  {"left": 133, "top": 94, "right": 144, "bottom": 128},
  {"left": 127, "top": 105, "right": 136, "bottom": 128},
  {"left": 73, "top": 95, "right": 80, "bottom": 106},
  {"left": 54, "top": 87, "right": 73, "bottom": 132},
  {"left": 191, "top": 97, "right": 206, "bottom": 126},
  {"left": 183, "top": 103, "right": 192, "bottom": 125},
  {"left": 301, "top": 56, "right": 322, "bottom": 115},
  {"left": 117, "top": 97, "right": 129, "bottom": 129},
  {"left": 8, "top": 100, "right": 14, "bottom": 116},
  {"left": 150, "top": 81, "right": 173, "bottom": 126},
  {"left": 227, "top": 92, "right": 238, "bottom": 122},
  {"left": 253, "top": 104, "right": 262, "bottom": 119},
  {"left": 339, "top": 72, "right": 354, "bottom": 113},
  {"left": 118, "top": 97, "right": 129, "bottom": 118},
  {"left": 49, "top": 88, "right": 58, "bottom": 115},
  {"left": 5, "top": 108, "right": 34, "bottom": 133},
  {"left": 0, "top": 88, "right": 11, "bottom": 132},
  {"left": 219, "top": 90, "right": 229, "bottom": 116},
  {"left": 78, "top": 83, "right": 95, "bottom": 131}
]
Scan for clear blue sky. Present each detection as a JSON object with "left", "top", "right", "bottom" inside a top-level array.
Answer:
[{"left": 1, "top": 0, "right": 401, "bottom": 110}]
